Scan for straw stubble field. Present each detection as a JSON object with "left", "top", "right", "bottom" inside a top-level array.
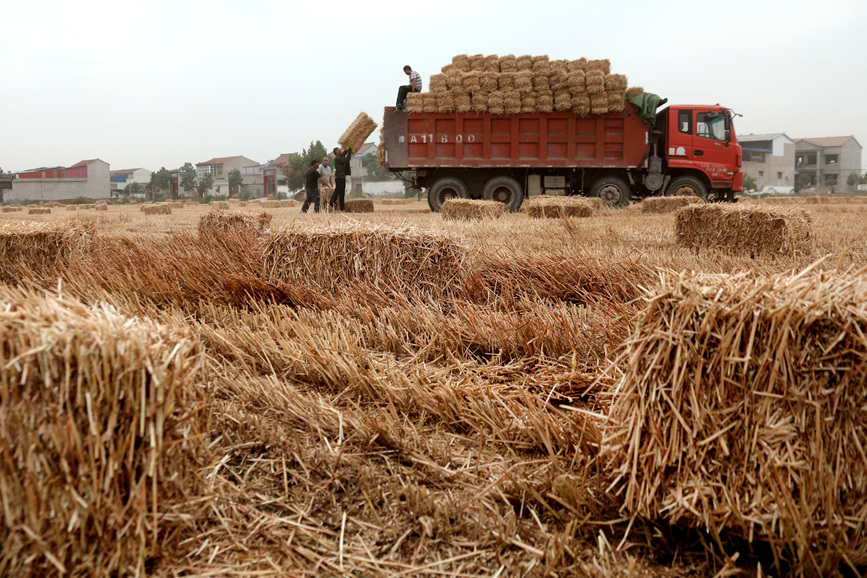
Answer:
[{"left": 1, "top": 198, "right": 866, "bottom": 577}]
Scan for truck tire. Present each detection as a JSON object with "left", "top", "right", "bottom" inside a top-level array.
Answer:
[
  {"left": 482, "top": 176, "right": 524, "bottom": 212},
  {"left": 589, "top": 176, "right": 631, "bottom": 208},
  {"left": 428, "top": 177, "right": 469, "bottom": 212},
  {"left": 667, "top": 175, "right": 709, "bottom": 201}
]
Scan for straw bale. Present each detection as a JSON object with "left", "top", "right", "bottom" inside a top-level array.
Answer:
[
  {"left": 436, "top": 90, "right": 455, "bottom": 113},
  {"left": 586, "top": 58, "right": 610, "bottom": 74},
  {"left": 531, "top": 55, "right": 550, "bottom": 74},
  {"left": 567, "top": 57, "right": 588, "bottom": 73},
  {"left": 238, "top": 201, "right": 248, "bottom": 207},
  {"left": 0, "top": 219, "right": 95, "bottom": 283},
  {"left": 487, "top": 90, "right": 505, "bottom": 115},
  {"left": 338, "top": 111, "right": 378, "bottom": 154},
  {"left": 461, "top": 69, "right": 481, "bottom": 91},
  {"left": 503, "top": 90, "right": 522, "bottom": 114},
  {"left": 65, "top": 204, "right": 77, "bottom": 210},
  {"left": 197, "top": 209, "right": 273, "bottom": 238},
  {"left": 571, "top": 93, "right": 590, "bottom": 116},
  {"left": 429, "top": 73, "right": 447, "bottom": 92},
  {"left": 215, "top": 201, "right": 230, "bottom": 210},
  {"left": 675, "top": 202, "right": 812, "bottom": 255},
  {"left": 590, "top": 93, "right": 608, "bottom": 115},
  {"left": 441, "top": 198, "right": 504, "bottom": 220},
  {"left": 405, "top": 91, "right": 423, "bottom": 113},
  {"left": 585, "top": 70, "right": 605, "bottom": 94},
  {"left": 498, "top": 71, "right": 516, "bottom": 90},
  {"left": 550, "top": 59, "right": 568, "bottom": 73},
  {"left": 468, "top": 53, "right": 485, "bottom": 71},
  {"left": 479, "top": 73, "right": 499, "bottom": 92},
  {"left": 532, "top": 73, "right": 550, "bottom": 91},
  {"left": 640, "top": 195, "right": 702, "bottom": 213},
  {"left": 554, "top": 90, "right": 572, "bottom": 112},
  {"left": 604, "top": 73, "right": 628, "bottom": 91},
  {"left": 0, "top": 290, "right": 208, "bottom": 577},
  {"left": 142, "top": 204, "right": 171, "bottom": 215},
  {"left": 607, "top": 91, "right": 626, "bottom": 112},
  {"left": 521, "top": 93, "right": 537, "bottom": 113},
  {"left": 422, "top": 92, "right": 438, "bottom": 113},
  {"left": 344, "top": 199, "right": 374, "bottom": 213},
  {"left": 471, "top": 91, "right": 489, "bottom": 113},
  {"left": 454, "top": 90, "right": 471, "bottom": 113},
  {"left": 603, "top": 270, "right": 867, "bottom": 574},
  {"left": 548, "top": 70, "right": 568, "bottom": 92},
  {"left": 515, "top": 54, "right": 533, "bottom": 70},
  {"left": 484, "top": 54, "right": 500, "bottom": 71},
  {"left": 320, "top": 186, "right": 335, "bottom": 207},
  {"left": 525, "top": 195, "right": 597, "bottom": 218},
  {"left": 626, "top": 85, "right": 645, "bottom": 99},
  {"left": 1, "top": 206, "right": 22, "bottom": 213},
  {"left": 377, "top": 141, "right": 385, "bottom": 166},
  {"left": 535, "top": 90, "right": 554, "bottom": 113},
  {"left": 451, "top": 53, "right": 470, "bottom": 70},
  {"left": 514, "top": 70, "right": 533, "bottom": 93},
  {"left": 498, "top": 53, "right": 517, "bottom": 72},
  {"left": 28, "top": 208, "right": 51, "bottom": 214},
  {"left": 262, "top": 221, "right": 468, "bottom": 299},
  {"left": 445, "top": 69, "right": 464, "bottom": 90},
  {"left": 94, "top": 203, "right": 108, "bottom": 211}
]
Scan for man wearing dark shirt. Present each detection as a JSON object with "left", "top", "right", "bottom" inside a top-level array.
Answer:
[
  {"left": 329, "top": 147, "right": 352, "bottom": 211},
  {"left": 302, "top": 159, "right": 328, "bottom": 213}
]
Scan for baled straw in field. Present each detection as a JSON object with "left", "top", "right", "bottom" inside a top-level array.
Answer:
[
  {"left": 262, "top": 221, "right": 468, "bottom": 299},
  {"left": 675, "top": 202, "right": 812, "bottom": 256},
  {"left": 28, "top": 207, "right": 50, "bottom": 214},
  {"left": 94, "top": 203, "right": 108, "bottom": 211},
  {"left": 141, "top": 203, "right": 171, "bottom": 215},
  {"left": 344, "top": 198, "right": 374, "bottom": 213},
  {"left": 197, "top": 209, "right": 273, "bottom": 238},
  {"left": 0, "top": 219, "right": 95, "bottom": 283},
  {"left": 602, "top": 270, "right": 867, "bottom": 575},
  {"left": 640, "top": 195, "right": 702, "bottom": 213},
  {"left": 0, "top": 290, "right": 208, "bottom": 576},
  {"left": 66, "top": 204, "right": 77, "bottom": 211},
  {"left": 1, "top": 206, "right": 22, "bottom": 213},
  {"left": 525, "top": 196, "right": 598, "bottom": 218},
  {"left": 215, "top": 201, "right": 230, "bottom": 210},
  {"left": 441, "top": 198, "right": 504, "bottom": 220},
  {"left": 338, "top": 112, "right": 378, "bottom": 154}
]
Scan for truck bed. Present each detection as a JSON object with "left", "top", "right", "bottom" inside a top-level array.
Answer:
[{"left": 382, "top": 108, "right": 650, "bottom": 170}]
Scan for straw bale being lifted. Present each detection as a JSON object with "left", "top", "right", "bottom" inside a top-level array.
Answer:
[
  {"left": 441, "top": 198, "right": 504, "bottom": 220},
  {"left": 675, "top": 202, "right": 812, "bottom": 256},
  {"left": 344, "top": 198, "right": 374, "bottom": 213},
  {"left": 525, "top": 195, "right": 598, "bottom": 218},
  {"left": 602, "top": 270, "right": 867, "bottom": 575},
  {"left": 338, "top": 111, "right": 378, "bottom": 154},
  {"left": 0, "top": 290, "right": 208, "bottom": 576},
  {"left": 262, "top": 221, "right": 468, "bottom": 299},
  {"left": 0, "top": 219, "right": 95, "bottom": 283},
  {"left": 197, "top": 209, "right": 273, "bottom": 238},
  {"left": 640, "top": 195, "right": 702, "bottom": 213}
]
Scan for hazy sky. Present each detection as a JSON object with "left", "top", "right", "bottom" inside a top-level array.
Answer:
[{"left": 2, "top": 0, "right": 865, "bottom": 173}]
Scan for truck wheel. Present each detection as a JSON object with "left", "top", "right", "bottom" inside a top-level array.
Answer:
[
  {"left": 428, "top": 177, "right": 468, "bottom": 212},
  {"left": 482, "top": 176, "right": 524, "bottom": 212},
  {"left": 667, "top": 176, "right": 709, "bottom": 201},
  {"left": 589, "top": 176, "right": 631, "bottom": 208}
]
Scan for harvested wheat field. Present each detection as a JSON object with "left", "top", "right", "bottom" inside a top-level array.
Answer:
[{"left": 1, "top": 198, "right": 866, "bottom": 577}]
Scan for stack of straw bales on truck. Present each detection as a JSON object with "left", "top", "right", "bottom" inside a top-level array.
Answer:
[{"left": 406, "top": 53, "right": 644, "bottom": 116}]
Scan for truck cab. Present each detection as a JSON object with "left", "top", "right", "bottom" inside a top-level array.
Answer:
[{"left": 657, "top": 105, "right": 743, "bottom": 201}]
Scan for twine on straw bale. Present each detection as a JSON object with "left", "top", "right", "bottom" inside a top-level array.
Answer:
[
  {"left": 525, "top": 196, "right": 598, "bottom": 218},
  {"left": 142, "top": 204, "right": 171, "bottom": 215},
  {"left": 262, "top": 221, "right": 468, "bottom": 299},
  {"left": 344, "top": 199, "right": 374, "bottom": 213},
  {"left": 197, "top": 209, "right": 273, "bottom": 238},
  {"left": 602, "top": 270, "right": 867, "bottom": 574},
  {"left": 441, "top": 198, "right": 504, "bottom": 220},
  {"left": 0, "top": 290, "right": 208, "bottom": 576},
  {"left": 675, "top": 202, "right": 813, "bottom": 256},
  {"left": 338, "top": 112, "right": 378, "bottom": 154},
  {"left": 0, "top": 219, "right": 95, "bottom": 283},
  {"left": 640, "top": 196, "right": 701, "bottom": 213}
]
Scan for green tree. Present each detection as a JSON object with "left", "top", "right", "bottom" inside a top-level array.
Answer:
[
  {"left": 742, "top": 173, "right": 757, "bottom": 193},
  {"left": 794, "top": 174, "right": 811, "bottom": 193},
  {"left": 282, "top": 141, "right": 328, "bottom": 192},
  {"left": 179, "top": 162, "right": 197, "bottom": 196},
  {"left": 197, "top": 172, "right": 214, "bottom": 197},
  {"left": 149, "top": 167, "right": 171, "bottom": 196},
  {"left": 847, "top": 173, "right": 860, "bottom": 190},
  {"left": 228, "top": 169, "right": 244, "bottom": 197},
  {"left": 361, "top": 153, "right": 394, "bottom": 179}
]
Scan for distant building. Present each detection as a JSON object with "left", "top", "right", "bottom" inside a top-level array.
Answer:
[
  {"left": 110, "top": 167, "right": 152, "bottom": 196},
  {"left": 738, "top": 133, "right": 796, "bottom": 193},
  {"left": 794, "top": 136, "right": 862, "bottom": 191},
  {"left": 196, "top": 155, "right": 260, "bottom": 196},
  {"left": 6, "top": 159, "right": 110, "bottom": 203}
]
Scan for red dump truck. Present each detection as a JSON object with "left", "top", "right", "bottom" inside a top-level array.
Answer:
[{"left": 381, "top": 98, "right": 743, "bottom": 211}]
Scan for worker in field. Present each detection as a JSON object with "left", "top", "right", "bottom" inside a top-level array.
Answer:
[
  {"left": 395, "top": 65, "right": 422, "bottom": 111},
  {"left": 318, "top": 156, "right": 334, "bottom": 187},
  {"left": 329, "top": 146, "right": 352, "bottom": 211},
  {"left": 301, "top": 159, "right": 329, "bottom": 213}
]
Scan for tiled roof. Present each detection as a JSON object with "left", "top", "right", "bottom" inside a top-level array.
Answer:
[
  {"left": 794, "top": 136, "right": 860, "bottom": 148},
  {"left": 199, "top": 156, "right": 242, "bottom": 165},
  {"left": 70, "top": 159, "right": 99, "bottom": 167}
]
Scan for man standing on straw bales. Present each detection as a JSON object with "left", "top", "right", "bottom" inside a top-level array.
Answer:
[
  {"left": 301, "top": 159, "right": 329, "bottom": 213},
  {"left": 395, "top": 65, "right": 422, "bottom": 110},
  {"left": 329, "top": 146, "right": 351, "bottom": 211}
]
